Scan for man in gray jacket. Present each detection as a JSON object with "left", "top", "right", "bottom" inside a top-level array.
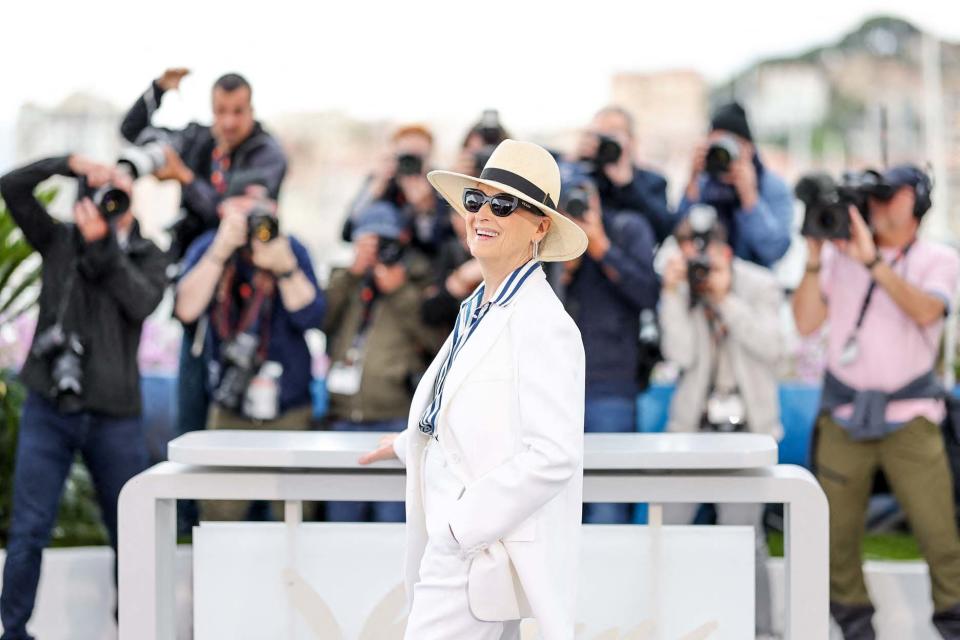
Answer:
[{"left": 659, "top": 206, "right": 783, "bottom": 638}]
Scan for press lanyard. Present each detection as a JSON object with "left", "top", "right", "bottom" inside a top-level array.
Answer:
[{"left": 839, "top": 240, "right": 914, "bottom": 366}]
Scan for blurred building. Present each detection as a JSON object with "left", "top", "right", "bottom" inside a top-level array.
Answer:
[
  {"left": 611, "top": 70, "right": 708, "bottom": 198},
  {"left": 16, "top": 93, "right": 122, "bottom": 164}
]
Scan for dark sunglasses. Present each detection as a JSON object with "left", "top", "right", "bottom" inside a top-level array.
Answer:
[{"left": 462, "top": 188, "right": 545, "bottom": 217}]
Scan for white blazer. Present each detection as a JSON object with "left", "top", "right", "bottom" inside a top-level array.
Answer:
[{"left": 392, "top": 267, "right": 585, "bottom": 640}]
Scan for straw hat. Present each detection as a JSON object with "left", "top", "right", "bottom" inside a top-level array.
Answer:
[{"left": 427, "top": 139, "right": 588, "bottom": 262}]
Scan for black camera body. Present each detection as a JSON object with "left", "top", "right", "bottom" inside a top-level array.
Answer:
[
  {"left": 684, "top": 205, "right": 722, "bottom": 304},
  {"left": 247, "top": 204, "right": 279, "bottom": 246},
  {"left": 212, "top": 333, "right": 261, "bottom": 412},
  {"left": 395, "top": 153, "right": 424, "bottom": 177},
  {"left": 77, "top": 176, "right": 130, "bottom": 221},
  {"left": 705, "top": 136, "right": 740, "bottom": 178},
  {"left": 796, "top": 170, "right": 883, "bottom": 239},
  {"left": 558, "top": 162, "right": 596, "bottom": 219},
  {"left": 594, "top": 135, "right": 622, "bottom": 168},
  {"left": 377, "top": 237, "right": 405, "bottom": 266},
  {"left": 31, "top": 324, "right": 85, "bottom": 413}
]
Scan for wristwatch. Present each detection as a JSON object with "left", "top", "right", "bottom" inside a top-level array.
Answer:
[{"left": 865, "top": 255, "right": 882, "bottom": 271}]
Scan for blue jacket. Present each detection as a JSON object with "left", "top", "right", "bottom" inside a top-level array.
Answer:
[
  {"left": 181, "top": 231, "right": 325, "bottom": 412},
  {"left": 678, "top": 159, "right": 793, "bottom": 267},
  {"left": 561, "top": 211, "right": 659, "bottom": 397}
]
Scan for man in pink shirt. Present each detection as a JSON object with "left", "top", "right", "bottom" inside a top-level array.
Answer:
[{"left": 794, "top": 165, "right": 960, "bottom": 640}]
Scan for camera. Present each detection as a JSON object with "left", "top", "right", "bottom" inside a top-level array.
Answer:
[
  {"left": 31, "top": 324, "right": 85, "bottom": 413},
  {"left": 395, "top": 153, "right": 424, "bottom": 177},
  {"left": 247, "top": 203, "right": 279, "bottom": 245},
  {"left": 77, "top": 176, "right": 130, "bottom": 220},
  {"left": 685, "top": 205, "right": 721, "bottom": 299},
  {"left": 212, "top": 332, "right": 261, "bottom": 412},
  {"left": 705, "top": 135, "right": 740, "bottom": 178},
  {"left": 558, "top": 162, "right": 595, "bottom": 219},
  {"left": 117, "top": 129, "right": 183, "bottom": 180},
  {"left": 476, "top": 109, "right": 505, "bottom": 146},
  {"left": 581, "top": 134, "right": 622, "bottom": 173},
  {"left": 796, "top": 169, "right": 884, "bottom": 239},
  {"left": 377, "top": 237, "right": 405, "bottom": 266}
]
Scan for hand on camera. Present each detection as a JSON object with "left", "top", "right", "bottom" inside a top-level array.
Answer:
[
  {"left": 662, "top": 253, "right": 688, "bottom": 292},
  {"left": 602, "top": 135, "right": 634, "bottom": 187},
  {"left": 209, "top": 209, "right": 248, "bottom": 262},
  {"left": 153, "top": 146, "right": 193, "bottom": 184},
  {"left": 704, "top": 257, "right": 732, "bottom": 304},
  {"left": 252, "top": 236, "right": 297, "bottom": 275},
  {"left": 68, "top": 155, "right": 114, "bottom": 187},
  {"left": 834, "top": 205, "right": 877, "bottom": 267},
  {"left": 572, "top": 190, "right": 610, "bottom": 260},
  {"left": 398, "top": 174, "right": 434, "bottom": 214},
  {"left": 685, "top": 142, "right": 709, "bottom": 200},
  {"left": 358, "top": 433, "right": 400, "bottom": 465},
  {"left": 350, "top": 234, "right": 379, "bottom": 276},
  {"left": 373, "top": 262, "right": 406, "bottom": 294},
  {"left": 368, "top": 153, "right": 398, "bottom": 200},
  {"left": 723, "top": 155, "right": 758, "bottom": 210},
  {"left": 157, "top": 68, "right": 190, "bottom": 92},
  {"left": 73, "top": 198, "right": 110, "bottom": 244}
]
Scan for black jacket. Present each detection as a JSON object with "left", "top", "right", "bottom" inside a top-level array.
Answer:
[
  {"left": 0, "top": 157, "right": 168, "bottom": 416},
  {"left": 595, "top": 166, "right": 674, "bottom": 244},
  {"left": 120, "top": 80, "right": 288, "bottom": 258}
]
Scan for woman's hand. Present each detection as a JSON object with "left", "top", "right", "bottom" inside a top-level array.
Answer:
[{"left": 358, "top": 433, "right": 400, "bottom": 465}]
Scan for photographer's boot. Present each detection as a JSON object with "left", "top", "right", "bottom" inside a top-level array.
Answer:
[
  {"left": 934, "top": 604, "right": 960, "bottom": 639},
  {"left": 830, "top": 601, "right": 876, "bottom": 640}
]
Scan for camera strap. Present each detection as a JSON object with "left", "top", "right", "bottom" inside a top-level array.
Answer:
[
  {"left": 212, "top": 259, "right": 276, "bottom": 361},
  {"left": 840, "top": 240, "right": 914, "bottom": 366}
]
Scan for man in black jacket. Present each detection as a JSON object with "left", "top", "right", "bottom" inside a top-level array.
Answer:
[
  {"left": 120, "top": 69, "right": 287, "bottom": 261},
  {"left": 574, "top": 106, "right": 675, "bottom": 243},
  {"left": 0, "top": 155, "right": 167, "bottom": 640},
  {"left": 121, "top": 70, "right": 288, "bottom": 488}
]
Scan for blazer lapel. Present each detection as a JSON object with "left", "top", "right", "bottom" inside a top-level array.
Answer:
[{"left": 438, "top": 302, "right": 517, "bottom": 412}]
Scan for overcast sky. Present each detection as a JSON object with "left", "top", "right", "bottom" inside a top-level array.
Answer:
[{"left": 4, "top": 0, "right": 960, "bottom": 133}]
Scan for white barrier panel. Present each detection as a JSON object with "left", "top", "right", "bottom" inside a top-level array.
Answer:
[{"left": 193, "top": 522, "right": 753, "bottom": 640}]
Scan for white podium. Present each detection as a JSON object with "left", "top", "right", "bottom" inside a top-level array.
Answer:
[{"left": 118, "top": 431, "right": 828, "bottom": 639}]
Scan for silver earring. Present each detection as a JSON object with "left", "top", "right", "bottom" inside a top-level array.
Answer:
[{"left": 532, "top": 240, "right": 541, "bottom": 261}]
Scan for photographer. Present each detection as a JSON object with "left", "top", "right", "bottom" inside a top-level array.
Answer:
[
  {"left": 572, "top": 105, "right": 674, "bottom": 243},
  {"left": 420, "top": 113, "right": 509, "bottom": 335},
  {"left": 175, "top": 187, "right": 325, "bottom": 522},
  {"left": 324, "top": 203, "right": 442, "bottom": 521},
  {"left": 560, "top": 182, "right": 659, "bottom": 524},
  {"left": 793, "top": 165, "right": 960, "bottom": 639},
  {"left": 660, "top": 207, "right": 783, "bottom": 638},
  {"left": 679, "top": 102, "right": 792, "bottom": 268},
  {"left": 341, "top": 124, "right": 450, "bottom": 261},
  {"left": 0, "top": 155, "right": 166, "bottom": 639},
  {"left": 120, "top": 69, "right": 287, "bottom": 260}
]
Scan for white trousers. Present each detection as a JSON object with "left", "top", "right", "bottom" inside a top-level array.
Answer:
[{"left": 404, "top": 439, "right": 521, "bottom": 640}]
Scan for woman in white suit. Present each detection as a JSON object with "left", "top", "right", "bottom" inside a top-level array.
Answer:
[{"left": 360, "top": 140, "right": 588, "bottom": 639}]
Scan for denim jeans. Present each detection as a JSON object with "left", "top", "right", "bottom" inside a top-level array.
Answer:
[
  {"left": 175, "top": 324, "right": 210, "bottom": 535},
  {"left": 0, "top": 393, "right": 149, "bottom": 640},
  {"left": 325, "top": 418, "right": 407, "bottom": 522},
  {"left": 583, "top": 392, "right": 637, "bottom": 524}
]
